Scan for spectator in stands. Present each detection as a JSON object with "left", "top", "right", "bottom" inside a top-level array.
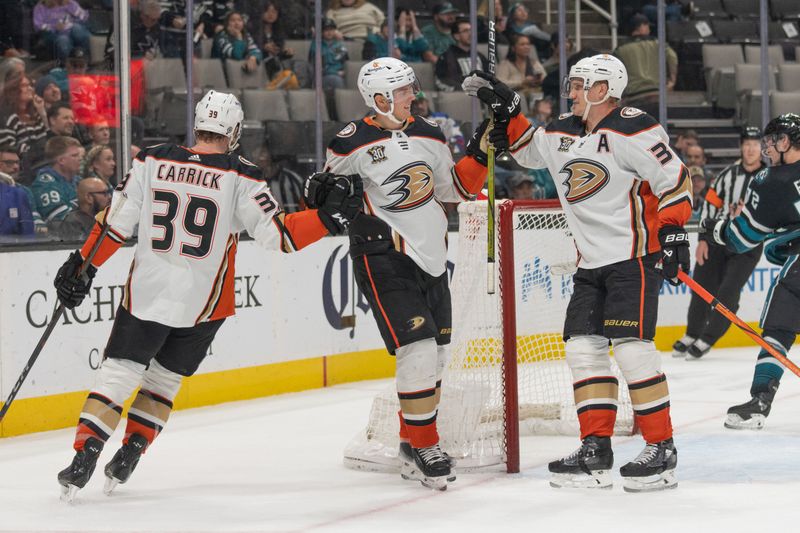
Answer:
[
  {"left": 508, "top": 173, "right": 544, "bottom": 200},
  {"left": 0, "top": 0, "right": 28, "bottom": 58},
  {"left": 477, "top": 0, "right": 508, "bottom": 44},
  {"left": 436, "top": 19, "right": 489, "bottom": 92},
  {"left": 0, "top": 168, "right": 34, "bottom": 237},
  {"left": 613, "top": 13, "right": 677, "bottom": 121},
  {"left": 128, "top": 0, "right": 166, "bottom": 59},
  {"left": 675, "top": 129, "right": 699, "bottom": 160},
  {"left": 685, "top": 144, "right": 713, "bottom": 183},
  {"left": 529, "top": 96, "right": 553, "bottom": 129},
  {"left": 24, "top": 101, "right": 78, "bottom": 183},
  {"left": 212, "top": 11, "right": 263, "bottom": 72},
  {"left": 542, "top": 31, "right": 574, "bottom": 75},
  {"left": 254, "top": 143, "right": 304, "bottom": 213},
  {"left": 30, "top": 135, "right": 82, "bottom": 228},
  {"left": 56, "top": 176, "right": 111, "bottom": 240},
  {"left": 324, "top": 0, "right": 385, "bottom": 41},
  {"left": 254, "top": 1, "right": 297, "bottom": 80},
  {"left": 49, "top": 46, "right": 89, "bottom": 95},
  {"left": 0, "top": 58, "right": 26, "bottom": 97},
  {"left": 309, "top": 18, "right": 348, "bottom": 90},
  {"left": 410, "top": 91, "right": 465, "bottom": 155},
  {"left": 363, "top": 10, "right": 433, "bottom": 63},
  {"left": 496, "top": 33, "right": 545, "bottom": 106},
  {"left": 35, "top": 75, "right": 62, "bottom": 112},
  {"left": 0, "top": 74, "right": 48, "bottom": 168},
  {"left": 422, "top": 2, "right": 459, "bottom": 63},
  {"left": 0, "top": 143, "right": 47, "bottom": 235},
  {"left": 86, "top": 121, "right": 111, "bottom": 149},
  {"left": 688, "top": 165, "right": 707, "bottom": 221},
  {"left": 33, "top": 0, "right": 90, "bottom": 65},
  {"left": 641, "top": 0, "right": 683, "bottom": 25},
  {"left": 262, "top": 0, "right": 312, "bottom": 40},
  {"left": 505, "top": 3, "right": 550, "bottom": 59},
  {"left": 82, "top": 144, "right": 116, "bottom": 188}
]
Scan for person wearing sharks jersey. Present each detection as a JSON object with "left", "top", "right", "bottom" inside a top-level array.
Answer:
[
  {"left": 53, "top": 90, "right": 362, "bottom": 502},
  {"left": 701, "top": 113, "right": 800, "bottom": 432},
  {"left": 320, "top": 57, "right": 488, "bottom": 490},
  {"left": 463, "top": 54, "right": 692, "bottom": 493}
]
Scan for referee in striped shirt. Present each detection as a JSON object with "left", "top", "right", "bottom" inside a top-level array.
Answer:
[{"left": 673, "top": 127, "right": 766, "bottom": 360}]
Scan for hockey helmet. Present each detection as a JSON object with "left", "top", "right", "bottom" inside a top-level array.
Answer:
[
  {"left": 561, "top": 54, "right": 628, "bottom": 100},
  {"left": 357, "top": 57, "right": 419, "bottom": 124},
  {"left": 194, "top": 90, "right": 244, "bottom": 152},
  {"left": 763, "top": 113, "right": 800, "bottom": 148}
]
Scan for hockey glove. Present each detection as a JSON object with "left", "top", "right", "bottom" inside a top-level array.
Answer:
[
  {"left": 657, "top": 225, "right": 690, "bottom": 285},
  {"left": 54, "top": 250, "right": 97, "bottom": 309},
  {"left": 700, "top": 217, "right": 728, "bottom": 247},
  {"left": 462, "top": 70, "right": 522, "bottom": 122},
  {"left": 304, "top": 172, "right": 338, "bottom": 209},
  {"left": 317, "top": 174, "right": 363, "bottom": 235},
  {"left": 466, "top": 119, "right": 510, "bottom": 166}
]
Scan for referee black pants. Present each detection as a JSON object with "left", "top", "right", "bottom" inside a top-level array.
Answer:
[{"left": 686, "top": 241, "right": 763, "bottom": 345}]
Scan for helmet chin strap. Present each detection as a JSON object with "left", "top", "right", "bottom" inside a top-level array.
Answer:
[
  {"left": 373, "top": 93, "right": 405, "bottom": 126},
  {"left": 581, "top": 89, "right": 610, "bottom": 121}
]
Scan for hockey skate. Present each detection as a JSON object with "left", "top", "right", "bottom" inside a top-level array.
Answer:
[
  {"left": 686, "top": 341, "right": 711, "bottom": 360},
  {"left": 399, "top": 442, "right": 456, "bottom": 482},
  {"left": 548, "top": 436, "right": 613, "bottom": 489},
  {"left": 57, "top": 437, "right": 104, "bottom": 503},
  {"left": 103, "top": 434, "right": 148, "bottom": 495},
  {"left": 619, "top": 438, "right": 677, "bottom": 492},
  {"left": 725, "top": 380, "right": 778, "bottom": 430},
  {"left": 399, "top": 443, "right": 454, "bottom": 490},
  {"left": 671, "top": 337, "right": 694, "bottom": 358}
]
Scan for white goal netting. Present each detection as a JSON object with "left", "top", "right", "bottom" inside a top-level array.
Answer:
[{"left": 344, "top": 201, "right": 633, "bottom": 472}]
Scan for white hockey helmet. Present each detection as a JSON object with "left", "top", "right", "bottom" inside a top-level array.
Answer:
[
  {"left": 562, "top": 54, "right": 628, "bottom": 99},
  {"left": 194, "top": 90, "right": 244, "bottom": 152},
  {"left": 357, "top": 57, "right": 419, "bottom": 124}
]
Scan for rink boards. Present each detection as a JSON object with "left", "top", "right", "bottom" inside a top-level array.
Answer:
[{"left": 0, "top": 234, "right": 780, "bottom": 436}]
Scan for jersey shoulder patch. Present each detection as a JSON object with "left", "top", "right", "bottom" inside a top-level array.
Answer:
[
  {"left": 328, "top": 119, "right": 390, "bottom": 155},
  {"left": 406, "top": 115, "right": 446, "bottom": 143},
  {"left": 596, "top": 107, "right": 659, "bottom": 136},
  {"left": 546, "top": 113, "right": 583, "bottom": 136},
  {"left": 232, "top": 154, "right": 264, "bottom": 181}
]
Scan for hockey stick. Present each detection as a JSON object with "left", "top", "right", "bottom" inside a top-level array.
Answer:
[
  {"left": 677, "top": 269, "right": 800, "bottom": 378},
  {"left": 0, "top": 194, "right": 127, "bottom": 422},
  {"left": 486, "top": 0, "right": 497, "bottom": 294}
]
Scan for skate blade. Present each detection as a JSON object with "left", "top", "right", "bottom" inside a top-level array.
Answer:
[
  {"left": 400, "top": 460, "right": 453, "bottom": 489},
  {"left": 103, "top": 476, "right": 119, "bottom": 495},
  {"left": 622, "top": 468, "right": 677, "bottom": 493},
  {"left": 59, "top": 483, "right": 80, "bottom": 503},
  {"left": 549, "top": 470, "right": 612, "bottom": 490},
  {"left": 724, "top": 413, "right": 765, "bottom": 430},
  {"left": 671, "top": 350, "right": 687, "bottom": 358}
]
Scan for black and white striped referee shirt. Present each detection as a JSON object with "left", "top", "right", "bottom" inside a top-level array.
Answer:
[{"left": 699, "top": 160, "right": 766, "bottom": 221}]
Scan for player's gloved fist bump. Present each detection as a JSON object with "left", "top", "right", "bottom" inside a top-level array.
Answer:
[
  {"left": 700, "top": 217, "right": 727, "bottom": 246},
  {"left": 657, "top": 225, "right": 690, "bottom": 285},
  {"left": 317, "top": 174, "right": 363, "bottom": 235},
  {"left": 303, "top": 171, "right": 337, "bottom": 209},
  {"left": 462, "top": 70, "right": 522, "bottom": 121},
  {"left": 54, "top": 250, "right": 97, "bottom": 309}
]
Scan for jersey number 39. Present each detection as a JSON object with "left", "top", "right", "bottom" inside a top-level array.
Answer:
[{"left": 151, "top": 189, "right": 219, "bottom": 258}]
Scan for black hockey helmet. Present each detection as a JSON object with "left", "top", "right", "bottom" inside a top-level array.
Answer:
[
  {"left": 740, "top": 125, "right": 761, "bottom": 141},
  {"left": 763, "top": 113, "right": 800, "bottom": 147}
]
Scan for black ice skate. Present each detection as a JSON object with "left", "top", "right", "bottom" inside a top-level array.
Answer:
[
  {"left": 103, "top": 434, "right": 148, "bottom": 495},
  {"left": 686, "top": 340, "right": 711, "bottom": 360},
  {"left": 671, "top": 337, "right": 694, "bottom": 358},
  {"left": 399, "top": 441, "right": 456, "bottom": 482},
  {"left": 724, "top": 381, "right": 780, "bottom": 431},
  {"left": 399, "top": 443, "right": 454, "bottom": 490},
  {"left": 58, "top": 437, "right": 104, "bottom": 503},
  {"left": 619, "top": 438, "right": 677, "bottom": 492},
  {"left": 548, "top": 435, "right": 613, "bottom": 489}
]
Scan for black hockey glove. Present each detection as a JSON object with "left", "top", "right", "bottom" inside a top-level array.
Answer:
[
  {"left": 466, "top": 119, "right": 510, "bottom": 166},
  {"left": 54, "top": 250, "right": 97, "bottom": 309},
  {"left": 657, "top": 225, "right": 690, "bottom": 285},
  {"left": 700, "top": 217, "right": 728, "bottom": 247},
  {"left": 462, "top": 70, "right": 522, "bottom": 122},
  {"left": 304, "top": 172, "right": 337, "bottom": 209},
  {"left": 316, "top": 174, "right": 363, "bottom": 235}
]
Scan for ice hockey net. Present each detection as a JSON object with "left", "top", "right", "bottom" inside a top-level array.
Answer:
[{"left": 343, "top": 200, "right": 634, "bottom": 474}]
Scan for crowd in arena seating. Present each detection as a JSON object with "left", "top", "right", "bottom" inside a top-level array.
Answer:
[{"left": 1, "top": 0, "right": 799, "bottom": 242}]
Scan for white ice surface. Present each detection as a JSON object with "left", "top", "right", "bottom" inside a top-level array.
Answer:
[{"left": 1, "top": 346, "right": 799, "bottom": 533}]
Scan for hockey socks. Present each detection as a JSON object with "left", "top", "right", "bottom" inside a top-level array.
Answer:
[
  {"left": 628, "top": 374, "right": 673, "bottom": 443},
  {"left": 397, "top": 387, "right": 439, "bottom": 449},
  {"left": 123, "top": 389, "right": 173, "bottom": 446},
  {"left": 75, "top": 392, "right": 124, "bottom": 450},
  {"left": 573, "top": 376, "right": 619, "bottom": 439}
]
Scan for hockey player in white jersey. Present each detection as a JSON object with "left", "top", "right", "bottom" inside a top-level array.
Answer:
[
  {"left": 322, "top": 57, "right": 490, "bottom": 490},
  {"left": 53, "top": 91, "right": 362, "bottom": 501},
  {"left": 463, "top": 55, "right": 692, "bottom": 492}
]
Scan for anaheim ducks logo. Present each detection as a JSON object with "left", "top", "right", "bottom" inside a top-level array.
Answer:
[
  {"left": 407, "top": 316, "right": 426, "bottom": 331},
  {"left": 560, "top": 159, "right": 611, "bottom": 203},
  {"left": 381, "top": 162, "right": 434, "bottom": 212}
]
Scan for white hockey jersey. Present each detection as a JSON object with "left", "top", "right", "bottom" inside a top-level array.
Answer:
[
  {"left": 324, "top": 116, "right": 486, "bottom": 276},
  {"left": 506, "top": 107, "right": 692, "bottom": 269},
  {"left": 81, "top": 144, "right": 328, "bottom": 328}
]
